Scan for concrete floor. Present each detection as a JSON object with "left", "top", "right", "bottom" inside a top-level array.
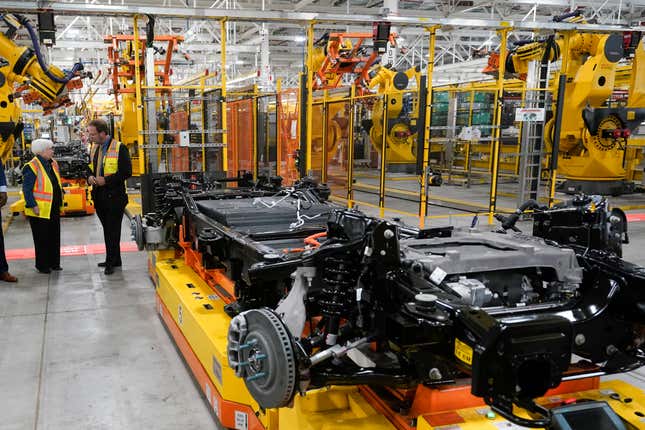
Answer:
[
  {"left": 0, "top": 192, "right": 216, "bottom": 430},
  {"left": 0, "top": 184, "right": 643, "bottom": 430}
]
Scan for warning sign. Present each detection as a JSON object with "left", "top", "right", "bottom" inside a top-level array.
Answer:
[{"left": 515, "top": 108, "right": 545, "bottom": 122}]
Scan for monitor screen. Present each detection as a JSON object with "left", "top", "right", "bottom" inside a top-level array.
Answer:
[{"left": 551, "top": 401, "right": 627, "bottom": 430}]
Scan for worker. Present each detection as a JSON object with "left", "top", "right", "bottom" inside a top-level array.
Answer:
[
  {"left": 23, "top": 138, "right": 63, "bottom": 274},
  {"left": 0, "top": 160, "right": 17, "bottom": 282},
  {"left": 86, "top": 119, "right": 132, "bottom": 275}
]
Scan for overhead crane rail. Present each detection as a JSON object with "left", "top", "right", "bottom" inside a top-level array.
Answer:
[{"left": 3, "top": 1, "right": 645, "bottom": 33}]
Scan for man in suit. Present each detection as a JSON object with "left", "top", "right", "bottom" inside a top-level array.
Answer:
[
  {"left": 86, "top": 119, "right": 132, "bottom": 275},
  {"left": 0, "top": 160, "right": 17, "bottom": 282}
]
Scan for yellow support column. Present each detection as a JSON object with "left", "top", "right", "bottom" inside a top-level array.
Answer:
[
  {"left": 306, "top": 23, "right": 315, "bottom": 175},
  {"left": 419, "top": 25, "right": 439, "bottom": 228},
  {"left": 346, "top": 85, "right": 356, "bottom": 208},
  {"left": 253, "top": 84, "right": 258, "bottom": 179},
  {"left": 548, "top": 31, "right": 571, "bottom": 207},
  {"left": 200, "top": 75, "right": 206, "bottom": 172},
  {"left": 132, "top": 15, "right": 146, "bottom": 175},
  {"left": 379, "top": 94, "right": 388, "bottom": 218},
  {"left": 276, "top": 79, "right": 282, "bottom": 178},
  {"left": 321, "top": 91, "right": 328, "bottom": 183},
  {"left": 487, "top": 27, "right": 509, "bottom": 224},
  {"left": 221, "top": 18, "right": 228, "bottom": 173}
]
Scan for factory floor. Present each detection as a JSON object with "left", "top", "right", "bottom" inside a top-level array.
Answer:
[{"left": 0, "top": 185, "right": 644, "bottom": 430}]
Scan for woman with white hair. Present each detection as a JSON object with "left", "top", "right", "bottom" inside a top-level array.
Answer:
[{"left": 22, "top": 138, "right": 63, "bottom": 274}]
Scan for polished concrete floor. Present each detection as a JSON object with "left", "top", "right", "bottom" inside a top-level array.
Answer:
[
  {"left": 0, "top": 195, "right": 217, "bottom": 430},
  {"left": 0, "top": 186, "right": 643, "bottom": 430}
]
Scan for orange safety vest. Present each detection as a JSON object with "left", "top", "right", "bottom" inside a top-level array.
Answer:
[
  {"left": 24, "top": 157, "right": 62, "bottom": 219},
  {"left": 89, "top": 138, "right": 121, "bottom": 176}
]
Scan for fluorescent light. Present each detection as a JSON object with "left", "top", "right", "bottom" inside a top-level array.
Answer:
[{"left": 294, "top": 35, "right": 307, "bottom": 43}]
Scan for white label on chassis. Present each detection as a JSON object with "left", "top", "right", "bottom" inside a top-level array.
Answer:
[
  {"left": 234, "top": 410, "right": 248, "bottom": 430},
  {"left": 430, "top": 266, "right": 447, "bottom": 284},
  {"left": 204, "top": 383, "right": 212, "bottom": 404},
  {"left": 213, "top": 395, "right": 220, "bottom": 418}
]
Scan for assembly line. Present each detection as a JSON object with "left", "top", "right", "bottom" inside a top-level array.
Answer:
[{"left": 0, "top": 3, "right": 644, "bottom": 430}]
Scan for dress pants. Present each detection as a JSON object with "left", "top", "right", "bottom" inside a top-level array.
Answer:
[
  {"left": 96, "top": 202, "right": 126, "bottom": 267},
  {"left": 0, "top": 209, "right": 9, "bottom": 274},
  {"left": 28, "top": 211, "right": 61, "bottom": 271}
]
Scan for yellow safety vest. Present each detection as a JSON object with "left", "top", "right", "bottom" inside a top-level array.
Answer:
[
  {"left": 89, "top": 138, "right": 121, "bottom": 176},
  {"left": 24, "top": 157, "right": 62, "bottom": 219}
]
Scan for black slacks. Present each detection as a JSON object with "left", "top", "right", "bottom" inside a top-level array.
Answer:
[
  {"left": 0, "top": 209, "right": 8, "bottom": 274},
  {"left": 95, "top": 202, "right": 126, "bottom": 267},
  {"left": 28, "top": 211, "right": 61, "bottom": 271}
]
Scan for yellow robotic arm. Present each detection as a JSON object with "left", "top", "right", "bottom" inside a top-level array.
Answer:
[
  {"left": 561, "top": 32, "right": 645, "bottom": 193},
  {"left": 0, "top": 61, "right": 21, "bottom": 161},
  {"left": 0, "top": 14, "right": 86, "bottom": 104},
  {"left": 495, "top": 10, "right": 641, "bottom": 193},
  {"left": 367, "top": 66, "right": 421, "bottom": 164},
  {"left": 0, "top": 14, "right": 87, "bottom": 161}
]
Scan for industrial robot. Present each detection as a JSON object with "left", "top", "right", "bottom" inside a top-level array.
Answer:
[
  {"left": 310, "top": 24, "right": 423, "bottom": 167},
  {"left": 0, "top": 13, "right": 88, "bottom": 162},
  {"left": 365, "top": 65, "right": 421, "bottom": 166},
  {"left": 0, "top": 13, "right": 90, "bottom": 215},
  {"left": 488, "top": 10, "right": 645, "bottom": 194}
]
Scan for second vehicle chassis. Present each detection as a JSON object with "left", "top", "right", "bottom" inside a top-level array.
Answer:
[{"left": 135, "top": 172, "right": 645, "bottom": 428}]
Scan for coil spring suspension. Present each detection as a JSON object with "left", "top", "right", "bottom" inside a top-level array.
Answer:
[
  {"left": 320, "top": 256, "right": 359, "bottom": 345},
  {"left": 152, "top": 183, "right": 166, "bottom": 213}
]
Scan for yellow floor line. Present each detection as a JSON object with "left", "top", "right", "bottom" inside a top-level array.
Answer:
[{"left": 3, "top": 213, "right": 14, "bottom": 234}]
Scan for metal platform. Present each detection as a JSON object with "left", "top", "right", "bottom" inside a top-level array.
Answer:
[{"left": 153, "top": 251, "right": 645, "bottom": 430}]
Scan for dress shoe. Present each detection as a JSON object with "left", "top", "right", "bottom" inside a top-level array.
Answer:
[
  {"left": 104, "top": 266, "right": 115, "bottom": 275},
  {"left": 51, "top": 266, "right": 63, "bottom": 271},
  {"left": 0, "top": 272, "right": 17, "bottom": 282},
  {"left": 98, "top": 262, "right": 122, "bottom": 268},
  {"left": 36, "top": 267, "right": 51, "bottom": 274}
]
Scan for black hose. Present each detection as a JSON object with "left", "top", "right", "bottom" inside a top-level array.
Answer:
[
  {"left": 491, "top": 403, "right": 550, "bottom": 428},
  {"left": 15, "top": 14, "right": 83, "bottom": 84},
  {"left": 496, "top": 199, "right": 543, "bottom": 231},
  {"left": 552, "top": 9, "right": 583, "bottom": 22}
]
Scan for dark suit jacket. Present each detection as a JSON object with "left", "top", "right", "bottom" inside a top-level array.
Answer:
[{"left": 88, "top": 140, "right": 132, "bottom": 209}]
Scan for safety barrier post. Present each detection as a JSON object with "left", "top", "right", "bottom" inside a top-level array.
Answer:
[
  {"left": 347, "top": 85, "right": 356, "bottom": 208},
  {"left": 419, "top": 25, "right": 439, "bottom": 228},
  {"left": 487, "top": 27, "right": 509, "bottom": 224},
  {"left": 220, "top": 18, "right": 228, "bottom": 173}
]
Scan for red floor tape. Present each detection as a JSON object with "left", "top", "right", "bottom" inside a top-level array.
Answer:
[
  {"left": 5, "top": 241, "right": 139, "bottom": 261},
  {"left": 627, "top": 213, "right": 645, "bottom": 222}
]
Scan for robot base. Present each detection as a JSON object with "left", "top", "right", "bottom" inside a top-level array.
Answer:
[{"left": 558, "top": 179, "right": 636, "bottom": 196}]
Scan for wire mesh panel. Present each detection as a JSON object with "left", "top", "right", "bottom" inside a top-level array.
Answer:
[
  {"left": 257, "top": 95, "right": 278, "bottom": 177},
  {"left": 427, "top": 87, "right": 503, "bottom": 215},
  {"left": 309, "top": 101, "right": 325, "bottom": 182},
  {"left": 349, "top": 93, "right": 385, "bottom": 210},
  {"left": 325, "top": 100, "right": 350, "bottom": 198},
  {"left": 203, "top": 89, "right": 223, "bottom": 173},
  {"left": 277, "top": 89, "right": 300, "bottom": 186},
  {"left": 135, "top": 86, "right": 223, "bottom": 175},
  {"left": 381, "top": 88, "right": 423, "bottom": 218},
  {"left": 226, "top": 98, "right": 254, "bottom": 174}
]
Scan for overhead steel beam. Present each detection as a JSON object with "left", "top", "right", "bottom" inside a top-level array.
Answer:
[
  {"left": 2, "top": 2, "right": 644, "bottom": 32},
  {"left": 493, "top": 0, "right": 569, "bottom": 5}
]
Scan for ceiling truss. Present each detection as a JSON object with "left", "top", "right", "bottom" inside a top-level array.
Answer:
[{"left": 1, "top": 0, "right": 644, "bottom": 94}]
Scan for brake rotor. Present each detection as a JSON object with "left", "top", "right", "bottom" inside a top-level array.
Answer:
[
  {"left": 227, "top": 308, "right": 297, "bottom": 409},
  {"left": 131, "top": 214, "right": 145, "bottom": 251}
]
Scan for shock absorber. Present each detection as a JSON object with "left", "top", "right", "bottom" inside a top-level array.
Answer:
[
  {"left": 320, "top": 255, "right": 359, "bottom": 346},
  {"left": 152, "top": 181, "right": 167, "bottom": 213}
]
